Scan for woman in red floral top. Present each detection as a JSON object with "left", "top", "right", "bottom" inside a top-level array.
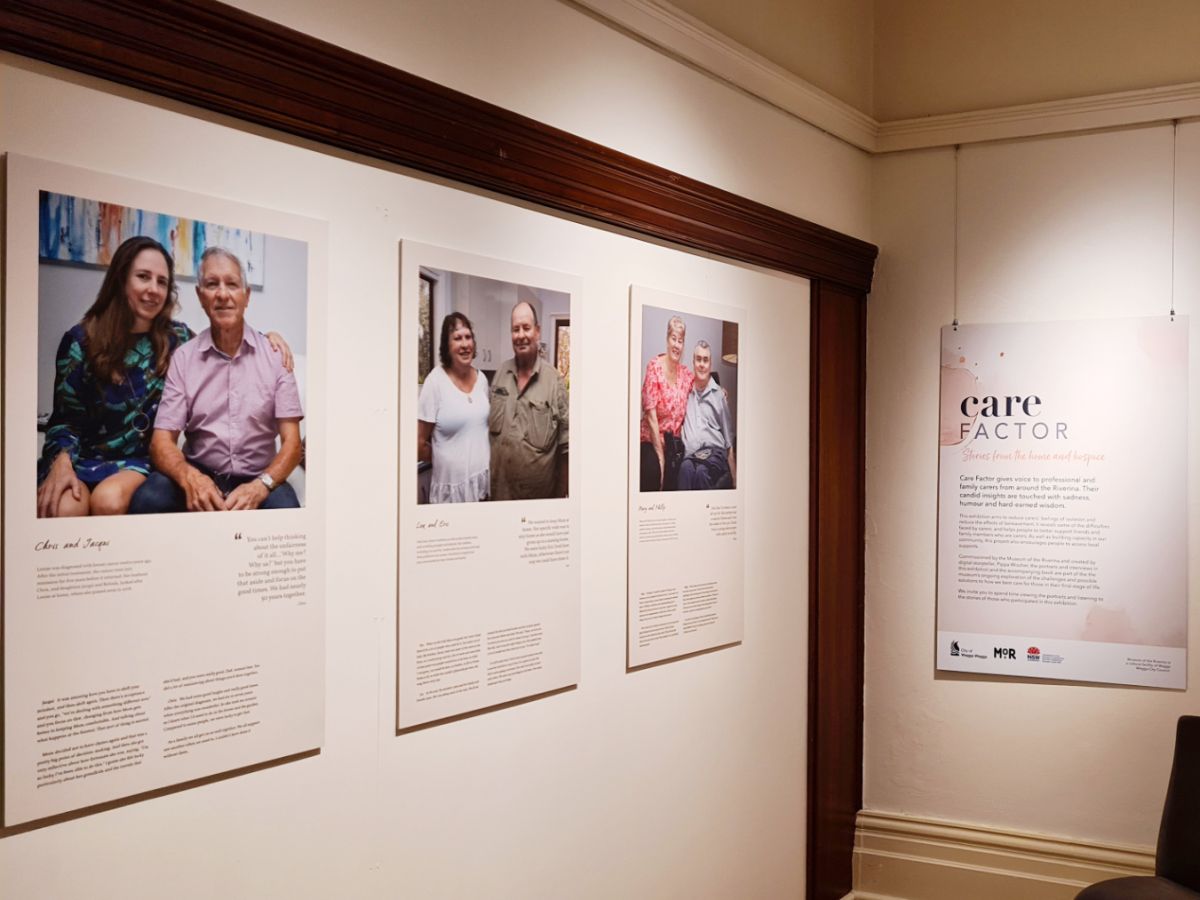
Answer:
[{"left": 640, "top": 315, "right": 694, "bottom": 491}]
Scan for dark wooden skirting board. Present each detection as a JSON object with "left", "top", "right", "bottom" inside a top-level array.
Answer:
[{"left": 0, "top": 0, "right": 873, "bottom": 891}]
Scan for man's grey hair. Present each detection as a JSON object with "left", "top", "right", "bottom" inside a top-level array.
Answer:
[
  {"left": 197, "top": 246, "right": 248, "bottom": 290},
  {"left": 694, "top": 339, "right": 711, "bottom": 353},
  {"left": 512, "top": 299, "right": 539, "bottom": 327}
]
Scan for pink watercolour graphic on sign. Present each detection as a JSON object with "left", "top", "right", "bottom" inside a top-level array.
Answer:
[
  {"left": 940, "top": 360, "right": 978, "bottom": 446},
  {"left": 1080, "top": 606, "right": 1137, "bottom": 644}
]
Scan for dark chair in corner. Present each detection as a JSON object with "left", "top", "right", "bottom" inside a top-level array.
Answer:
[{"left": 1076, "top": 716, "right": 1200, "bottom": 899}]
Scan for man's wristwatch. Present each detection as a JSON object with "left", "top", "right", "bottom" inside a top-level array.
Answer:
[{"left": 258, "top": 473, "right": 277, "bottom": 492}]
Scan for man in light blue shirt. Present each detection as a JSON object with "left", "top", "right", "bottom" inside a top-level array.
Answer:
[{"left": 678, "top": 340, "right": 735, "bottom": 490}]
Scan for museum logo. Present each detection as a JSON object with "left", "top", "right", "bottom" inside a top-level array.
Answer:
[
  {"left": 1027, "top": 646, "right": 1041, "bottom": 661},
  {"left": 993, "top": 647, "right": 1016, "bottom": 660}
]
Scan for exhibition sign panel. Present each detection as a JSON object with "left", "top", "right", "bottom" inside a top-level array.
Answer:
[
  {"left": 627, "top": 287, "right": 745, "bottom": 668},
  {"left": 3, "top": 156, "right": 327, "bottom": 827},
  {"left": 397, "top": 243, "right": 580, "bottom": 730},
  {"left": 937, "top": 318, "right": 1187, "bottom": 688}
]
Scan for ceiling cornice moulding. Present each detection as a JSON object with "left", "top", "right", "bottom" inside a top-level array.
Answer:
[
  {"left": 876, "top": 81, "right": 1200, "bottom": 151},
  {"left": 573, "top": 0, "right": 1200, "bottom": 153},
  {"left": 569, "top": 0, "right": 878, "bottom": 151}
]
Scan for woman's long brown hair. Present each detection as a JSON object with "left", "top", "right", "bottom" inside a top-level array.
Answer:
[{"left": 81, "top": 236, "right": 179, "bottom": 383}]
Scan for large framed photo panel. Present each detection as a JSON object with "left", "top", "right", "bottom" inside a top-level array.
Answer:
[
  {"left": 627, "top": 286, "right": 745, "bottom": 668},
  {"left": 397, "top": 242, "right": 580, "bottom": 730},
  {"left": 3, "top": 155, "right": 327, "bottom": 828},
  {"left": 937, "top": 317, "right": 1187, "bottom": 688}
]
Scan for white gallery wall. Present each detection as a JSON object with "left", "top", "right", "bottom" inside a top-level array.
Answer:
[
  {"left": 867, "top": 123, "right": 1199, "bottom": 848},
  {"left": 0, "top": 0, "right": 870, "bottom": 896}
]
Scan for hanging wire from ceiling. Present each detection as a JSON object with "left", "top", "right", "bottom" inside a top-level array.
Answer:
[
  {"left": 1170, "top": 120, "right": 1178, "bottom": 322},
  {"left": 952, "top": 143, "right": 961, "bottom": 331}
]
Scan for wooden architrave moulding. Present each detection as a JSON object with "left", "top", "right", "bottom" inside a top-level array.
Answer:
[
  {"left": 808, "top": 282, "right": 867, "bottom": 900},
  {"left": 0, "top": 1, "right": 872, "bottom": 895}
]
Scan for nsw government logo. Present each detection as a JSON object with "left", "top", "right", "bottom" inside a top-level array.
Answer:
[{"left": 1027, "top": 646, "right": 1041, "bottom": 661}]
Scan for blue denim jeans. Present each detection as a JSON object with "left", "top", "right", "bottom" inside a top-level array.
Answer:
[
  {"left": 677, "top": 447, "right": 732, "bottom": 491},
  {"left": 129, "top": 468, "right": 300, "bottom": 514}
]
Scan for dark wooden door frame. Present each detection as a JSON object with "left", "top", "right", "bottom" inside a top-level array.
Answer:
[
  {"left": 808, "top": 283, "right": 867, "bottom": 900},
  {"left": 0, "top": 3, "right": 874, "bottom": 895}
]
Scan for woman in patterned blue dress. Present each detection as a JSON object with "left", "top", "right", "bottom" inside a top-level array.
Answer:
[{"left": 37, "top": 236, "right": 194, "bottom": 517}]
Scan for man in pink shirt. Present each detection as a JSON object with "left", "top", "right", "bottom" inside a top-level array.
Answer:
[{"left": 129, "top": 247, "right": 304, "bottom": 513}]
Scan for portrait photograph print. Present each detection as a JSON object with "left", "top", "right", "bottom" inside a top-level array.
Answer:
[
  {"left": 638, "top": 304, "right": 738, "bottom": 494},
  {"left": 627, "top": 286, "right": 745, "bottom": 669},
  {"left": 398, "top": 242, "right": 581, "bottom": 731},
  {"left": 5, "top": 155, "right": 325, "bottom": 829},
  {"left": 416, "top": 265, "right": 570, "bottom": 505},
  {"left": 36, "top": 190, "right": 310, "bottom": 517}
]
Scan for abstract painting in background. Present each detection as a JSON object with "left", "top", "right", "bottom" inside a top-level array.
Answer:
[
  {"left": 38, "top": 191, "right": 266, "bottom": 286},
  {"left": 418, "top": 272, "right": 434, "bottom": 384},
  {"left": 555, "top": 319, "right": 570, "bottom": 387}
]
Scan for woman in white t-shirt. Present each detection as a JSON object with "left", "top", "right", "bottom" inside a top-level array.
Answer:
[{"left": 417, "top": 312, "right": 491, "bottom": 502}]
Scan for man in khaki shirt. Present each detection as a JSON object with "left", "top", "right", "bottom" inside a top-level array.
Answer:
[{"left": 488, "top": 301, "right": 568, "bottom": 500}]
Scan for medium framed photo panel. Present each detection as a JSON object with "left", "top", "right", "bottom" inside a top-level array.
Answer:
[
  {"left": 3, "top": 155, "right": 327, "bottom": 828},
  {"left": 397, "top": 241, "right": 581, "bottom": 731},
  {"left": 627, "top": 285, "right": 745, "bottom": 668}
]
